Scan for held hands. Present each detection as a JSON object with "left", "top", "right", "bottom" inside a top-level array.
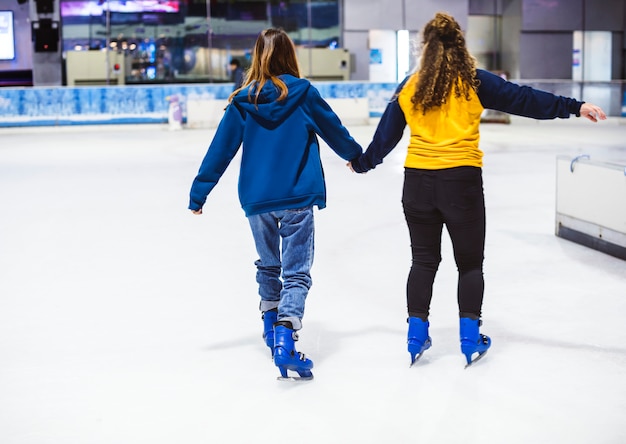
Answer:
[
  {"left": 580, "top": 103, "right": 607, "bottom": 123},
  {"left": 191, "top": 209, "right": 203, "bottom": 215},
  {"left": 346, "top": 161, "right": 366, "bottom": 173}
]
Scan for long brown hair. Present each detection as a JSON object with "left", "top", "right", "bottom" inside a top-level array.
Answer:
[
  {"left": 229, "top": 28, "right": 301, "bottom": 105},
  {"left": 411, "top": 12, "right": 479, "bottom": 114}
]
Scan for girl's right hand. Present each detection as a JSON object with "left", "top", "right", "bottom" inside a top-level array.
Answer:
[{"left": 580, "top": 103, "right": 607, "bottom": 122}]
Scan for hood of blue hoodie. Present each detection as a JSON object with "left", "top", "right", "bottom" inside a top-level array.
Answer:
[{"left": 232, "top": 74, "right": 310, "bottom": 127}]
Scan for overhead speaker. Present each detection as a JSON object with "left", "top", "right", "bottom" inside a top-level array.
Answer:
[
  {"left": 35, "top": 0, "right": 54, "bottom": 14},
  {"left": 32, "top": 19, "right": 59, "bottom": 52}
]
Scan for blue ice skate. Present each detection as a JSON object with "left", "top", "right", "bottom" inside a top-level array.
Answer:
[
  {"left": 273, "top": 322, "right": 314, "bottom": 381},
  {"left": 407, "top": 317, "right": 432, "bottom": 366},
  {"left": 460, "top": 317, "right": 491, "bottom": 368},
  {"left": 262, "top": 309, "right": 278, "bottom": 356}
]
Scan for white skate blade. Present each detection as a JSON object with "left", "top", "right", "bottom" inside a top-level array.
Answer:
[
  {"left": 409, "top": 351, "right": 425, "bottom": 367},
  {"left": 276, "top": 374, "right": 313, "bottom": 382},
  {"left": 464, "top": 350, "right": 488, "bottom": 369},
  {"left": 277, "top": 374, "right": 314, "bottom": 382}
]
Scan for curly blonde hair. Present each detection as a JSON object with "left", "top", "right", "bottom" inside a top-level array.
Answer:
[{"left": 411, "top": 12, "right": 479, "bottom": 114}]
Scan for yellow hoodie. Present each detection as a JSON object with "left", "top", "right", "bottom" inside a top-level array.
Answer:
[
  {"left": 350, "top": 69, "right": 583, "bottom": 175},
  {"left": 397, "top": 74, "right": 485, "bottom": 169}
]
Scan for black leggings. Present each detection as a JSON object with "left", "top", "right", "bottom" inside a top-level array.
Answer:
[{"left": 402, "top": 167, "right": 486, "bottom": 320}]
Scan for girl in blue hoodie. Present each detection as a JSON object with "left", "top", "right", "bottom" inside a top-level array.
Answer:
[{"left": 189, "top": 28, "right": 363, "bottom": 380}]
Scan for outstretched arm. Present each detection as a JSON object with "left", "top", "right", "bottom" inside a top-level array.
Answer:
[{"left": 476, "top": 69, "right": 607, "bottom": 122}]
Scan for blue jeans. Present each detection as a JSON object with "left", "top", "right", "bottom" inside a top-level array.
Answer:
[{"left": 247, "top": 207, "right": 314, "bottom": 331}]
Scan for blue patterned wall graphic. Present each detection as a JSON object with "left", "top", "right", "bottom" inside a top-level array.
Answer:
[{"left": 0, "top": 82, "right": 397, "bottom": 127}]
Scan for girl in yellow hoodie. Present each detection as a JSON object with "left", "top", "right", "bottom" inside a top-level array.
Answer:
[{"left": 349, "top": 12, "right": 606, "bottom": 367}]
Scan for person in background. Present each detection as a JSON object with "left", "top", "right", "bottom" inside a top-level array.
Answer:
[
  {"left": 189, "top": 28, "right": 363, "bottom": 381},
  {"left": 229, "top": 58, "right": 245, "bottom": 91},
  {"left": 348, "top": 12, "right": 606, "bottom": 368}
]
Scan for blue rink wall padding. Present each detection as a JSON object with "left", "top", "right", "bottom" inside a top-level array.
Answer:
[{"left": 0, "top": 82, "right": 398, "bottom": 127}]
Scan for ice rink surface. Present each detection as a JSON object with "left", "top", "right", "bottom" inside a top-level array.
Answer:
[{"left": 1, "top": 116, "right": 625, "bottom": 444}]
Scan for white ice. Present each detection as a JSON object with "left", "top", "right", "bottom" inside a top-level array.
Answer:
[{"left": 0, "top": 117, "right": 625, "bottom": 444}]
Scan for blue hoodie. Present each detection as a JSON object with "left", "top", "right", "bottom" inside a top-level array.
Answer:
[{"left": 189, "top": 74, "right": 363, "bottom": 216}]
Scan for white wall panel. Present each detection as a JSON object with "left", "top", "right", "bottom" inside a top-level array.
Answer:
[
  {"left": 344, "top": 0, "right": 404, "bottom": 30},
  {"left": 343, "top": 30, "right": 370, "bottom": 80},
  {"left": 368, "top": 30, "right": 398, "bottom": 82},
  {"left": 404, "top": 0, "right": 469, "bottom": 32}
]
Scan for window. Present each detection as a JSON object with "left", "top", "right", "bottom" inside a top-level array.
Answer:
[
  {"left": 0, "top": 11, "right": 16, "bottom": 61},
  {"left": 60, "top": 0, "right": 341, "bottom": 84}
]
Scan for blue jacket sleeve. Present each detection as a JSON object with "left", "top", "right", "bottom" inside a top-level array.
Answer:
[
  {"left": 188, "top": 103, "right": 245, "bottom": 211},
  {"left": 350, "top": 80, "right": 407, "bottom": 173},
  {"left": 305, "top": 87, "right": 363, "bottom": 161},
  {"left": 476, "top": 69, "right": 583, "bottom": 119}
]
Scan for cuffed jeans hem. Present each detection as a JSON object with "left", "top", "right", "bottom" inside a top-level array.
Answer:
[
  {"left": 279, "top": 316, "right": 302, "bottom": 331},
  {"left": 260, "top": 300, "right": 280, "bottom": 312}
]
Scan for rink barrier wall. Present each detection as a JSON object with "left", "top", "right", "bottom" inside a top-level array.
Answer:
[
  {"left": 1, "top": 81, "right": 623, "bottom": 128},
  {"left": 0, "top": 82, "right": 397, "bottom": 128},
  {"left": 555, "top": 156, "right": 626, "bottom": 260}
]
